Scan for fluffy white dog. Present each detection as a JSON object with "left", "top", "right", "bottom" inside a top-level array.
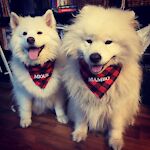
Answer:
[
  {"left": 62, "top": 5, "right": 142, "bottom": 150},
  {"left": 10, "top": 10, "right": 68, "bottom": 128}
]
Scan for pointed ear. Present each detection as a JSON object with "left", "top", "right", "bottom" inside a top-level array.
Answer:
[
  {"left": 125, "top": 11, "right": 135, "bottom": 19},
  {"left": 81, "top": 5, "right": 104, "bottom": 14},
  {"left": 125, "top": 10, "right": 139, "bottom": 29},
  {"left": 10, "top": 12, "right": 20, "bottom": 29},
  {"left": 43, "top": 9, "right": 56, "bottom": 28},
  {"left": 81, "top": 5, "right": 95, "bottom": 14},
  {"left": 81, "top": 5, "right": 91, "bottom": 12}
]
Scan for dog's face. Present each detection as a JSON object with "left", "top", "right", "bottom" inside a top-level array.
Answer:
[
  {"left": 78, "top": 32, "right": 123, "bottom": 74},
  {"left": 10, "top": 10, "right": 60, "bottom": 64},
  {"left": 62, "top": 6, "right": 142, "bottom": 74}
]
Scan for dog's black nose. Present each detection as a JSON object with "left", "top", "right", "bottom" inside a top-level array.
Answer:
[
  {"left": 90, "top": 53, "right": 101, "bottom": 63},
  {"left": 27, "top": 37, "right": 35, "bottom": 45}
]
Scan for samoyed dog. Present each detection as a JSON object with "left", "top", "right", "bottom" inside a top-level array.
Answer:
[
  {"left": 62, "top": 5, "right": 142, "bottom": 150},
  {"left": 10, "top": 10, "right": 68, "bottom": 128}
]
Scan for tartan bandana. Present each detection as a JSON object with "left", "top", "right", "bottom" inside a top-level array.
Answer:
[
  {"left": 79, "top": 58, "right": 122, "bottom": 99},
  {"left": 25, "top": 60, "right": 55, "bottom": 89}
]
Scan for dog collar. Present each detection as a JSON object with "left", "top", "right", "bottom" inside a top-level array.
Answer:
[
  {"left": 25, "top": 60, "right": 55, "bottom": 89},
  {"left": 79, "top": 58, "right": 122, "bottom": 99}
]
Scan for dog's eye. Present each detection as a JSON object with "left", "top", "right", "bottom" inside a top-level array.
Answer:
[
  {"left": 37, "top": 31, "right": 43, "bottom": 35},
  {"left": 105, "top": 40, "right": 113, "bottom": 45},
  {"left": 86, "top": 39, "right": 93, "bottom": 44},
  {"left": 23, "top": 32, "right": 27, "bottom": 36}
]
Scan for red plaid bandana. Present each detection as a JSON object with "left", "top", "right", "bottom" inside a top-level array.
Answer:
[
  {"left": 79, "top": 58, "right": 122, "bottom": 99},
  {"left": 25, "top": 60, "right": 55, "bottom": 89}
]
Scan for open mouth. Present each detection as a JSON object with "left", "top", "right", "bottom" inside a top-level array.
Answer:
[
  {"left": 89, "top": 56, "right": 116, "bottom": 74},
  {"left": 28, "top": 45, "right": 45, "bottom": 60},
  {"left": 90, "top": 64, "right": 104, "bottom": 74}
]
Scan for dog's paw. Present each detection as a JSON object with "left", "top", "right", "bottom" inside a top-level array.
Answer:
[
  {"left": 109, "top": 138, "right": 123, "bottom": 150},
  {"left": 57, "top": 115, "right": 68, "bottom": 124},
  {"left": 72, "top": 129, "right": 87, "bottom": 142},
  {"left": 20, "top": 118, "right": 32, "bottom": 128}
]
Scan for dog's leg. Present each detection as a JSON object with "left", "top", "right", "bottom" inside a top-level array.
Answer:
[
  {"left": 109, "top": 97, "right": 139, "bottom": 150},
  {"left": 14, "top": 89, "right": 32, "bottom": 128},
  {"left": 108, "top": 112, "right": 126, "bottom": 150},
  {"left": 72, "top": 106, "right": 88, "bottom": 142},
  {"left": 72, "top": 120, "right": 88, "bottom": 142},
  {"left": 67, "top": 99, "right": 88, "bottom": 142},
  {"left": 54, "top": 92, "right": 68, "bottom": 124}
]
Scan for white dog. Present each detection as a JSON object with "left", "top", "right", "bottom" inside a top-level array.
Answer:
[
  {"left": 10, "top": 10, "right": 68, "bottom": 128},
  {"left": 62, "top": 5, "right": 142, "bottom": 150}
]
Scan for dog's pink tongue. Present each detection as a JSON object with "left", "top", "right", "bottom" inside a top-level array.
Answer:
[
  {"left": 28, "top": 48, "right": 40, "bottom": 60},
  {"left": 91, "top": 65, "right": 103, "bottom": 74}
]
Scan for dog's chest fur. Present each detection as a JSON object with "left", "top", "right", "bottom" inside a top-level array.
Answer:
[
  {"left": 11, "top": 57, "right": 60, "bottom": 99},
  {"left": 64, "top": 60, "right": 141, "bottom": 130}
]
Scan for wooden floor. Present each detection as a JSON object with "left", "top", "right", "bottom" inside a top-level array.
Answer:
[{"left": 0, "top": 83, "right": 150, "bottom": 150}]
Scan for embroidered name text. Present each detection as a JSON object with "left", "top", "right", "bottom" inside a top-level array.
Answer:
[
  {"left": 88, "top": 76, "right": 110, "bottom": 82},
  {"left": 34, "top": 73, "right": 49, "bottom": 79}
]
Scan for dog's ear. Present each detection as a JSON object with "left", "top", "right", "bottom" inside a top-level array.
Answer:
[
  {"left": 80, "top": 5, "right": 94, "bottom": 14},
  {"left": 125, "top": 10, "right": 139, "bottom": 29},
  {"left": 10, "top": 12, "right": 20, "bottom": 29},
  {"left": 43, "top": 9, "right": 56, "bottom": 28},
  {"left": 81, "top": 5, "right": 91, "bottom": 12},
  {"left": 81, "top": 5, "right": 104, "bottom": 14}
]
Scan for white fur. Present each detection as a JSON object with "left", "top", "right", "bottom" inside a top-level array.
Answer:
[
  {"left": 10, "top": 10, "right": 68, "bottom": 128},
  {"left": 61, "top": 6, "right": 142, "bottom": 150}
]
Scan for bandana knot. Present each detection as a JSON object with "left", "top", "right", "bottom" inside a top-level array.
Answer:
[
  {"left": 79, "top": 58, "right": 122, "bottom": 99},
  {"left": 25, "top": 60, "right": 55, "bottom": 89}
]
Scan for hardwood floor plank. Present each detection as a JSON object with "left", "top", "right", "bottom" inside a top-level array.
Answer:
[{"left": 0, "top": 85, "right": 150, "bottom": 150}]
